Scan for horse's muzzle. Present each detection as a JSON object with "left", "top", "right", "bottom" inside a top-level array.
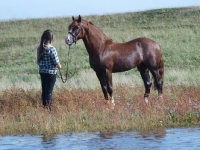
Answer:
[{"left": 65, "top": 37, "right": 71, "bottom": 45}]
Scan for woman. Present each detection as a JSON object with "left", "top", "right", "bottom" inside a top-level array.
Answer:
[{"left": 37, "top": 29, "right": 61, "bottom": 108}]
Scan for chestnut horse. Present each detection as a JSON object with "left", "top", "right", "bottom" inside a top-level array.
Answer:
[{"left": 65, "top": 15, "right": 164, "bottom": 105}]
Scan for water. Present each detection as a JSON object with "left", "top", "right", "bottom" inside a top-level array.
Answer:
[{"left": 0, "top": 128, "right": 200, "bottom": 150}]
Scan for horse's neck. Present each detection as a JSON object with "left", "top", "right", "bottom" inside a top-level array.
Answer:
[{"left": 82, "top": 24, "right": 107, "bottom": 56}]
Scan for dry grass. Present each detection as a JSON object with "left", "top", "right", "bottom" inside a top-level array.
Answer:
[{"left": 0, "top": 85, "right": 199, "bottom": 135}]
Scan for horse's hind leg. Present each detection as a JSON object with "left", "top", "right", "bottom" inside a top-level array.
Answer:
[
  {"left": 150, "top": 65, "right": 164, "bottom": 100},
  {"left": 137, "top": 64, "right": 152, "bottom": 103}
]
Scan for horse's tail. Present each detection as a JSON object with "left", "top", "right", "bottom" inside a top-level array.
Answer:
[{"left": 153, "top": 56, "right": 164, "bottom": 90}]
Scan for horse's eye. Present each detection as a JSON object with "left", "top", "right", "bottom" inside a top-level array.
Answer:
[{"left": 72, "top": 26, "right": 79, "bottom": 32}]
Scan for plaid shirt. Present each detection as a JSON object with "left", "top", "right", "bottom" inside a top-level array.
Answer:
[{"left": 37, "top": 45, "right": 60, "bottom": 74}]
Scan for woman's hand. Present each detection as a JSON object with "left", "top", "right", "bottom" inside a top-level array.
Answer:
[{"left": 57, "top": 64, "right": 62, "bottom": 69}]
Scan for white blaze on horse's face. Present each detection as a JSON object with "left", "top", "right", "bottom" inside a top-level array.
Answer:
[{"left": 65, "top": 29, "right": 73, "bottom": 45}]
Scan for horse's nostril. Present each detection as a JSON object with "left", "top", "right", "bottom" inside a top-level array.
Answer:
[
  {"left": 65, "top": 37, "right": 71, "bottom": 45},
  {"left": 65, "top": 38, "right": 69, "bottom": 43}
]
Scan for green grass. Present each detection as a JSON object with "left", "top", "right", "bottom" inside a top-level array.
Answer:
[{"left": 1, "top": 7, "right": 200, "bottom": 90}]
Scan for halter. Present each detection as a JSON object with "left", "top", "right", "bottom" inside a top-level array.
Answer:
[
  {"left": 68, "top": 25, "right": 82, "bottom": 44},
  {"left": 58, "top": 24, "right": 82, "bottom": 83}
]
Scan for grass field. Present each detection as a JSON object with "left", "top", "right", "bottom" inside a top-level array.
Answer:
[
  {"left": 0, "top": 6, "right": 200, "bottom": 90},
  {"left": 0, "top": 6, "right": 200, "bottom": 135}
]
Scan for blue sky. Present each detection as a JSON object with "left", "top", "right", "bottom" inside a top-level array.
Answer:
[{"left": 1, "top": 0, "right": 200, "bottom": 21}]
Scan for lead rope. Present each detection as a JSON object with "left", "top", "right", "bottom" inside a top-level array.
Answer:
[{"left": 58, "top": 45, "right": 77, "bottom": 83}]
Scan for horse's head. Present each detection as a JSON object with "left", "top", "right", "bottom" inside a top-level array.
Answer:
[{"left": 65, "top": 15, "right": 85, "bottom": 46}]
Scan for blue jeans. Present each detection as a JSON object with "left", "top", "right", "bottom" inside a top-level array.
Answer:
[{"left": 40, "top": 73, "right": 56, "bottom": 106}]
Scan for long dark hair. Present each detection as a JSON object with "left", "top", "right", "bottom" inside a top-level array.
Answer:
[{"left": 38, "top": 29, "right": 53, "bottom": 62}]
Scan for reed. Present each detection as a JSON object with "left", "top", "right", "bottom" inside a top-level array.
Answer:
[{"left": 0, "top": 86, "right": 199, "bottom": 135}]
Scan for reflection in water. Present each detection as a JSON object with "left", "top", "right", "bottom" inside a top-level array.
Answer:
[
  {"left": 0, "top": 128, "right": 200, "bottom": 150},
  {"left": 137, "top": 127, "right": 167, "bottom": 139},
  {"left": 99, "top": 130, "right": 125, "bottom": 139},
  {"left": 41, "top": 133, "right": 57, "bottom": 149},
  {"left": 42, "top": 133, "right": 56, "bottom": 142}
]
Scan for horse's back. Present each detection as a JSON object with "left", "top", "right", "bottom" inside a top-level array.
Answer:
[
  {"left": 115, "top": 37, "right": 162, "bottom": 54},
  {"left": 132, "top": 37, "right": 161, "bottom": 52}
]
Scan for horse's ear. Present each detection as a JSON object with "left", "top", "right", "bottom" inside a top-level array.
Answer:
[
  {"left": 78, "top": 15, "right": 81, "bottom": 23},
  {"left": 72, "top": 16, "right": 75, "bottom": 21}
]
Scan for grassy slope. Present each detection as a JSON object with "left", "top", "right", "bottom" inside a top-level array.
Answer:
[{"left": 0, "top": 7, "right": 200, "bottom": 90}]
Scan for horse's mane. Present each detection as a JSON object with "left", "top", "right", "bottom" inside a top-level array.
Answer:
[
  {"left": 88, "top": 20, "right": 94, "bottom": 25},
  {"left": 82, "top": 19, "right": 112, "bottom": 41}
]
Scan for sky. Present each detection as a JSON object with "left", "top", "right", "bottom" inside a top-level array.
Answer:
[{"left": 1, "top": 0, "right": 200, "bottom": 21}]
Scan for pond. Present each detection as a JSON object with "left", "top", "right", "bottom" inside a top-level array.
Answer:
[{"left": 0, "top": 128, "right": 200, "bottom": 150}]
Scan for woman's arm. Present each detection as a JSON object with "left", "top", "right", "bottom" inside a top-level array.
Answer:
[
  {"left": 50, "top": 47, "right": 61, "bottom": 69},
  {"left": 57, "top": 63, "right": 62, "bottom": 69}
]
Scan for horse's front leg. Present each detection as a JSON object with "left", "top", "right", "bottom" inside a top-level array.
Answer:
[
  {"left": 95, "top": 69, "right": 115, "bottom": 108},
  {"left": 106, "top": 69, "right": 115, "bottom": 106},
  {"left": 95, "top": 71, "right": 109, "bottom": 100}
]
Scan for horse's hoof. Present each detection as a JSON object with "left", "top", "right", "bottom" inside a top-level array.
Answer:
[
  {"left": 144, "top": 97, "right": 148, "bottom": 103},
  {"left": 107, "top": 99, "right": 115, "bottom": 109},
  {"left": 158, "top": 95, "right": 163, "bottom": 100},
  {"left": 111, "top": 99, "right": 115, "bottom": 106}
]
